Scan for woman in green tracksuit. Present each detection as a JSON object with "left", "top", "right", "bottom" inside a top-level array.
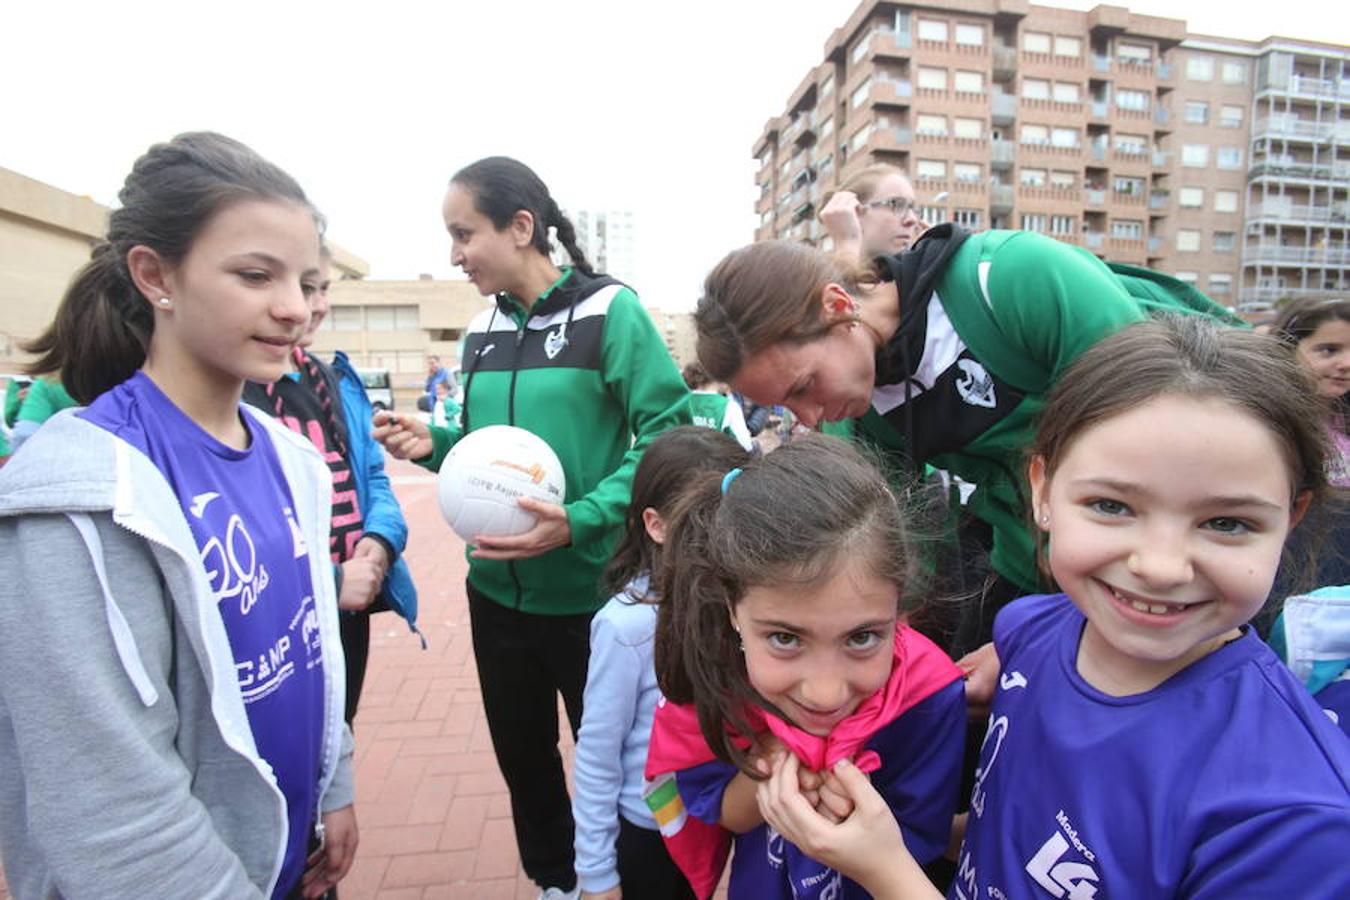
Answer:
[
  {"left": 695, "top": 225, "right": 1147, "bottom": 660},
  {"left": 374, "top": 156, "right": 688, "bottom": 900}
]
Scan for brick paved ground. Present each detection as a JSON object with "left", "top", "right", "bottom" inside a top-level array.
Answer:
[{"left": 0, "top": 453, "right": 742, "bottom": 900}]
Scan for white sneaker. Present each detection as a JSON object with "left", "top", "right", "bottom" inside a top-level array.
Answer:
[{"left": 537, "top": 888, "right": 580, "bottom": 900}]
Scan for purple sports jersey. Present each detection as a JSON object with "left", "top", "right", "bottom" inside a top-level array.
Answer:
[
  {"left": 677, "top": 681, "right": 965, "bottom": 900},
  {"left": 953, "top": 593, "right": 1350, "bottom": 900},
  {"left": 82, "top": 372, "right": 326, "bottom": 898}
]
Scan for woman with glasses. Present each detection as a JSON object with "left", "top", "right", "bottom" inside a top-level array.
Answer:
[{"left": 818, "top": 164, "right": 924, "bottom": 258}]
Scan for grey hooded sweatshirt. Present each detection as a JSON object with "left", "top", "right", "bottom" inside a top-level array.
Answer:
[{"left": 0, "top": 408, "right": 354, "bottom": 899}]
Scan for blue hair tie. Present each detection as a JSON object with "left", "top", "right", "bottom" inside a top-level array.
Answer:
[{"left": 721, "top": 467, "right": 743, "bottom": 495}]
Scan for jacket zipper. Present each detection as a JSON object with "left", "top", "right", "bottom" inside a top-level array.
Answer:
[{"left": 508, "top": 318, "right": 526, "bottom": 609}]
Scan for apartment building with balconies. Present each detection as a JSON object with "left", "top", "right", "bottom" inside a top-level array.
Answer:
[
  {"left": 751, "top": 0, "right": 1349, "bottom": 313},
  {"left": 1241, "top": 41, "right": 1350, "bottom": 309}
]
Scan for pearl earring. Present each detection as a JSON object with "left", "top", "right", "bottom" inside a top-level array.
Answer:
[
  {"left": 1040, "top": 514, "right": 1050, "bottom": 525},
  {"left": 157, "top": 297, "right": 171, "bottom": 306}
]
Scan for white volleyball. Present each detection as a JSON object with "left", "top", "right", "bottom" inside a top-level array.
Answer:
[{"left": 436, "top": 425, "right": 566, "bottom": 542}]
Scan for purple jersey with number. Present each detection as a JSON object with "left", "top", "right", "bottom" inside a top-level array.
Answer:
[
  {"left": 952, "top": 593, "right": 1350, "bottom": 900},
  {"left": 82, "top": 372, "right": 325, "bottom": 898},
  {"left": 676, "top": 681, "right": 965, "bottom": 900}
]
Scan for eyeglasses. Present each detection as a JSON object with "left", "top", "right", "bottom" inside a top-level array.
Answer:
[{"left": 863, "top": 197, "right": 917, "bottom": 217}]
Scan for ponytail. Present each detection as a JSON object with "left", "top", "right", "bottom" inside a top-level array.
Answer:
[
  {"left": 22, "top": 131, "right": 316, "bottom": 404},
  {"left": 24, "top": 243, "right": 152, "bottom": 404},
  {"left": 549, "top": 201, "right": 594, "bottom": 276}
]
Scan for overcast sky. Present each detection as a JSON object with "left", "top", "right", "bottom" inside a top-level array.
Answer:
[{"left": 5, "top": 0, "right": 1345, "bottom": 310}]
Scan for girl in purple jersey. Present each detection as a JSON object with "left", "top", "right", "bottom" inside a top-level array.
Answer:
[
  {"left": 755, "top": 317, "right": 1350, "bottom": 899},
  {"left": 0, "top": 133, "right": 357, "bottom": 899}
]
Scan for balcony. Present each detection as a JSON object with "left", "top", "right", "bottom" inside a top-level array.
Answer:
[
  {"left": 1152, "top": 150, "right": 1170, "bottom": 168},
  {"left": 993, "top": 44, "right": 1018, "bottom": 82},
  {"left": 1085, "top": 188, "right": 1106, "bottom": 206},
  {"left": 990, "top": 183, "right": 1015, "bottom": 213},
  {"left": 1149, "top": 192, "right": 1169, "bottom": 211},
  {"left": 1084, "top": 231, "right": 1105, "bottom": 249},
  {"left": 991, "top": 93, "right": 1017, "bottom": 125},
  {"left": 1246, "top": 202, "right": 1350, "bottom": 225},
  {"left": 1089, "top": 141, "right": 1107, "bottom": 162},
  {"left": 990, "top": 139, "right": 1015, "bottom": 169},
  {"left": 1249, "top": 159, "right": 1350, "bottom": 183},
  {"left": 1154, "top": 106, "right": 1171, "bottom": 127},
  {"left": 1093, "top": 55, "right": 1110, "bottom": 73},
  {"left": 1156, "top": 61, "right": 1172, "bottom": 80},
  {"left": 1148, "top": 236, "right": 1163, "bottom": 253},
  {"left": 1091, "top": 100, "right": 1109, "bottom": 119},
  {"left": 1253, "top": 117, "right": 1338, "bottom": 143},
  {"left": 1240, "top": 285, "right": 1349, "bottom": 308},
  {"left": 1243, "top": 245, "right": 1350, "bottom": 266}
]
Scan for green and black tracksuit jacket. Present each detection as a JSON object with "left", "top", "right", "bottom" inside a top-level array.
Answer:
[
  {"left": 859, "top": 226, "right": 1146, "bottom": 593},
  {"left": 417, "top": 268, "right": 690, "bottom": 615}
]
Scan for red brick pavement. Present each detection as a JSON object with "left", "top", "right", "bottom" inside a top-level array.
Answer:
[{"left": 0, "top": 456, "right": 734, "bottom": 899}]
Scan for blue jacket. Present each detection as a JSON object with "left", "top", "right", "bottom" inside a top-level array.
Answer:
[{"left": 332, "top": 351, "right": 420, "bottom": 637}]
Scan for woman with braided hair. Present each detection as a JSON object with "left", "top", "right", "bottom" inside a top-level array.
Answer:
[{"left": 373, "top": 156, "right": 689, "bottom": 899}]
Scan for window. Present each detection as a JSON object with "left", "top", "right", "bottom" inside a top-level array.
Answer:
[
  {"left": 918, "top": 205, "right": 946, "bottom": 225},
  {"left": 1118, "top": 43, "right": 1151, "bottom": 63},
  {"left": 954, "top": 162, "right": 982, "bottom": 182},
  {"left": 1112, "top": 220, "right": 1144, "bottom": 240},
  {"left": 819, "top": 117, "right": 833, "bottom": 138},
  {"left": 1050, "top": 170, "right": 1076, "bottom": 188},
  {"left": 1054, "top": 35, "right": 1081, "bottom": 58},
  {"left": 1185, "top": 101, "right": 1208, "bottom": 124},
  {"left": 1117, "top": 89, "right": 1150, "bottom": 111},
  {"left": 1217, "top": 147, "right": 1244, "bottom": 169},
  {"left": 1051, "top": 127, "right": 1079, "bottom": 148},
  {"left": 820, "top": 72, "right": 835, "bottom": 98},
  {"left": 1115, "top": 133, "right": 1147, "bottom": 154},
  {"left": 954, "top": 70, "right": 984, "bottom": 93},
  {"left": 1114, "top": 176, "right": 1145, "bottom": 195},
  {"left": 851, "top": 79, "right": 872, "bottom": 108},
  {"left": 1020, "top": 168, "right": 1047, "bottom": 186},
  {"left": 818, "top": 154, "right": 834, "bottom": 177},
  {"left": 918, "top": 19, "right": 949, "bottom": 42},
  {"left": 780, "top": 157, "right": 791, "bottom": 176},
  {"left": 916, "top": 159, "right": 947, "bottom": 179},
  {"left": 1178, "top": 187, "right": 1204, "bottom": 208},
  {"left": 1021, "top": 124, "right": 1049, "bottom": 145},
  {"left": 1209, "top": 274, "right": 1232, "bottom": 294},
  {"left": 1053, "top": 82, "right": 1081, "bottom": 103},
  {"left": 1024, "top": 31, "right": 1051, "bottom": 54},
  {"left": 1021, "top": 213, "right": 1048, "bottom": 232},
  {"left": 1022, "top": 78, "right": 1050, "bottom": 100},
  {"left": 918, "top": 66, "right": 948, "bottom": 90},
  {"left": 1182, "top": 144, "right": 1210, "bottom": 167},
  {"left": 1187, "top": 56, "right": 1214, "bottom": 81},
  {"left": 1176, "top": 229, "right": 1201, "bottom": 252},
  {"left": 1050, "top": 215, "right": 1076, "bottom": 235},
  {"left": 954, "top": 117, "right": 983, "bottom": 139},
  {"left": 332, "top": 306, "right": 363, "bottom": 331},
  {"left": 956, "top": 24, "right": 984, "bottom": 46},
  {"left": 917, "top": 114, "right": 948, "bottom": 135},
  {"left": 1220, "top": 105, "right": 1244, "bottom": 128},
  {"left": 1213, "top": 231, "right": 1235, "bottom": 252},
  {"left": 1222, "top": 61, "right": 1247, "bottom": 84},
  {"left": 1176, "top": 272, "right": 1199, "bottom": 285},
  {"left": 851, "top": 31, "right": 873, "bottom": 64},
  {"left": 954, "top": 208, "right": 982, "bottom": 228},
  {"left": 1214, "top": 190, "right": 1239, "bottom": 212},
  {"left": 850, "top": 124, "right": 873, "bottom": 151}
]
